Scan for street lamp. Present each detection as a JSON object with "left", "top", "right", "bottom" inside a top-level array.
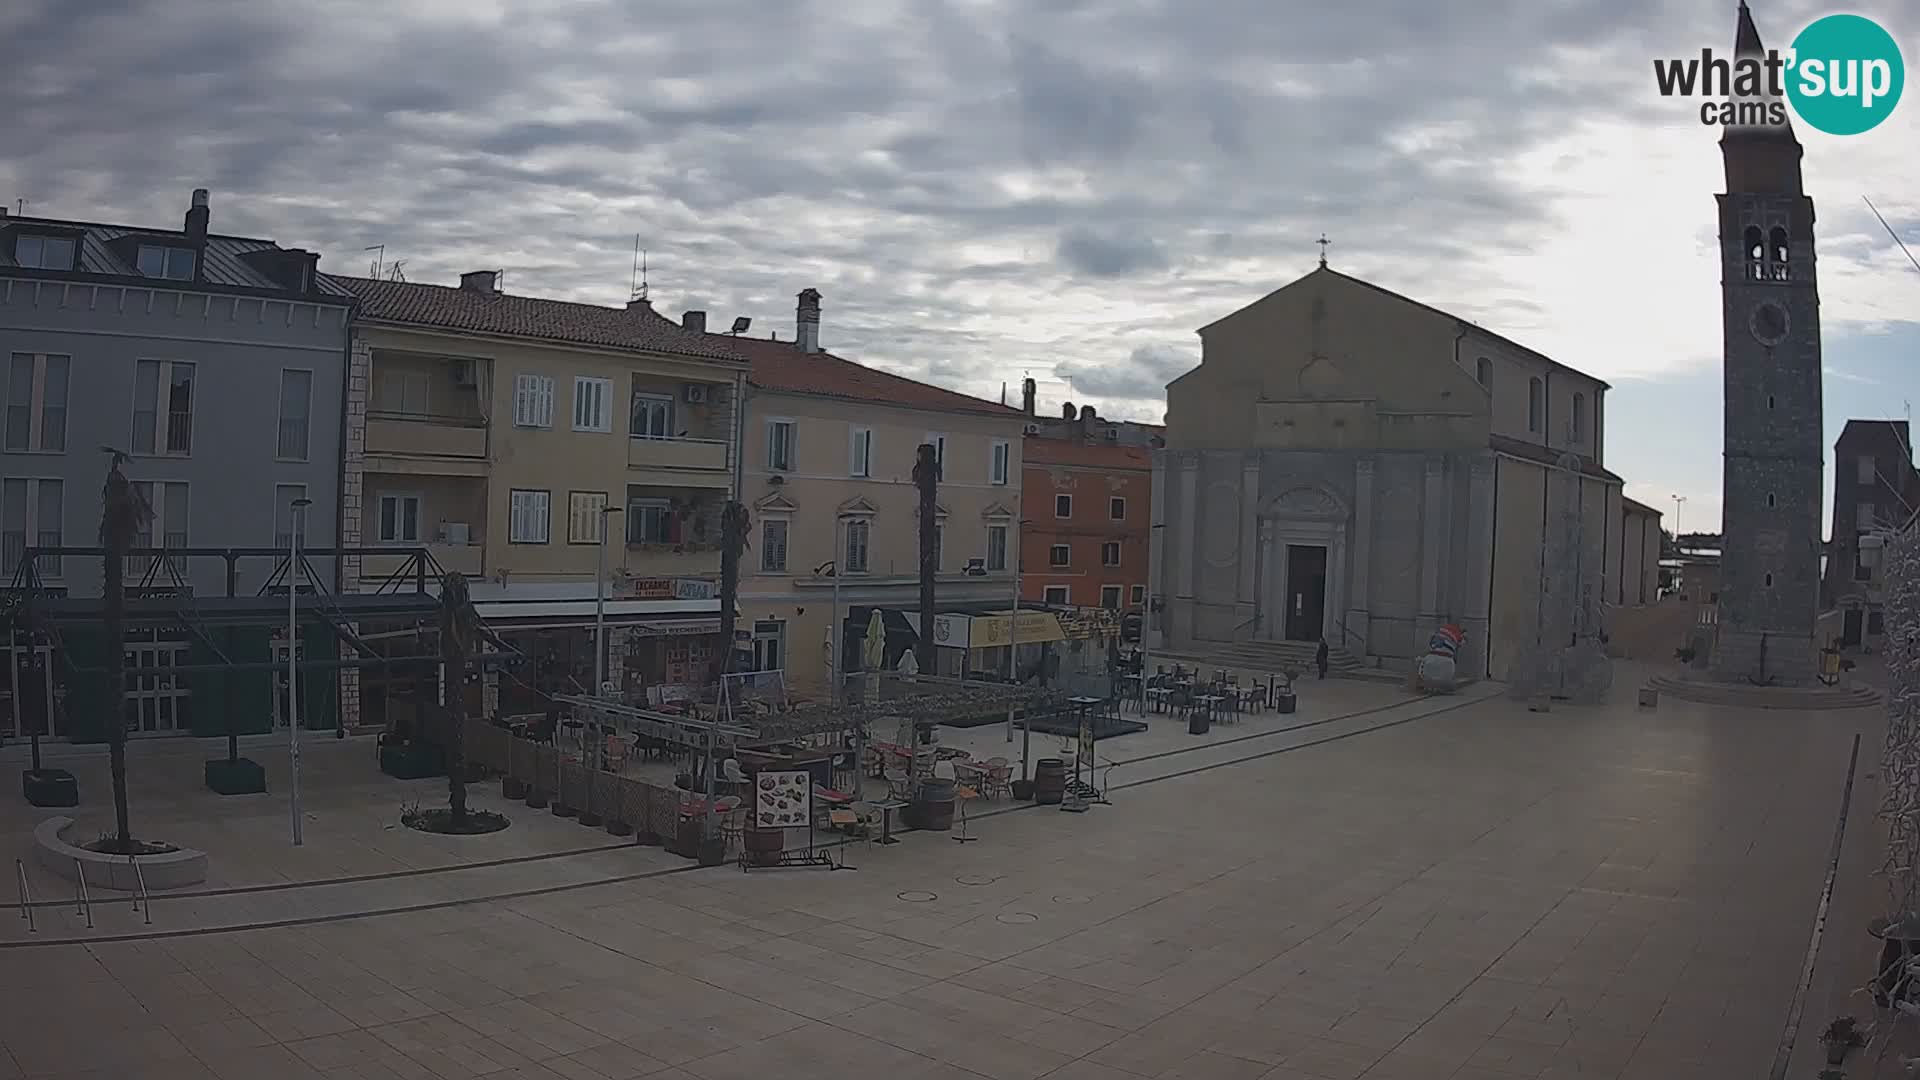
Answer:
[
  {"left": 594, "top": 505, "right": 626, "bottom": 698},
  {"left": 1671, "top": 494, "right": 1686, "bottom": 542},
  {"left": 288, "top": 497, "right": 311, "bottom": 847},
  {"left": 1139, "top": 521, "right": 1166, "bottom": 703}
]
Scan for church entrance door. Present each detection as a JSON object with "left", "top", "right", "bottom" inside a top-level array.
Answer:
[{"left": 1284, "top": 545, "right": 1327, "bottom": 641}]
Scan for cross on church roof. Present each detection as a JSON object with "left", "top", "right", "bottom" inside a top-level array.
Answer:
[{"left": 1316, "top": 233, "right": 1332, "bottom": 268}]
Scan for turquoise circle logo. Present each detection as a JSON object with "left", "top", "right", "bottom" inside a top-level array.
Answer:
[{"left": 1786, "top": 14, "right": 1904, "bottom": 135}]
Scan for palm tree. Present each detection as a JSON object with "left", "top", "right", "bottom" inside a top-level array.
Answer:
[
  {"left": 440, "top": 572, "right": 477, "bottom": 826},
  {"left": 100, "top": 452, "right": 151, "bottom": 851}
]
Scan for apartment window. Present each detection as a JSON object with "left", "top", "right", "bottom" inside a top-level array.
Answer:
[
  {"left": 1044, "top": 585, "right": 1070, "bottom": 604},
  {"left": 512, "top": 374, "right": 554, "bottom": 428},
  {"left": 1, "top": 478, "right": 63, "bottom": 580},
  {"left": 626, "top": 494, "right": 672, "bottom": 544},
  {"left": 1055, "top": 494, "right": 1072, "bottom": 519},
  {"left": 1101, "top": 541, "right": 1121, "bottom": 566},
  {"left": 13, "top": 234, "right": 74, "bottom": 271},
  {"left": 1859, "top": 455, "right": 1877, "bottom": 485},
  {"left": 924, "top": 433, "right": 946, "bottom": 473},
  {"left": 767, "top": 419, "right": 796, "bottom": 471},
  {"left": 1571, "top": 392, "right": 1586, "bottom": 442},
  {"left": 5, "top": 352, "right": 69, "bottom": 452},
  {"left": 1858, "top": 502, "right": 1877, "bottom": 531},
  {"left": 751, "top": 620, "right": 787, "bottom": 674},
  {"left": 844, "top": 518, "right": 871, "bottom": 574},
  {"left": 1100, "top": 585, "right": 1123, "bottom": 610},
  {"left": 379, "top": 371, "right": 431, "bottom": 415},
  {"left": 1131, "top": 584, "right": 1146, "bottom": 605},
  {"left": 1049, "top": 544, "right": 1070, "bottom": 567},
  {"left": 1527, "top": 377, "right": 1543, "bottom": 434},
  {"left": 573, "top": 377, "right": 612, "bottom": 433},
  {"left": 272, "top": 484, "right": 307, "bottom": 550},
  {"left": 136, "top": 245, "right": 196, "bottom": 280},
  {"left": 986, "top": 523, "right": 1008, "bottom": 572},
  {"left": 128, "top": 481, "right": 189, "bottom": 576},
  {"left": 277, "top": 369, "right": 312, "bottom": 460},
  {"left": 990, "top": 440, "right": 1010, "bottom": 485},
  {"left": 1109, "top": 496, "right": 1126, "bottom": 521},
  {"left": 377, "top": 493, "right": 421, "bottom": 543},
  {"left": 509, "top": 489, "right": 551, "bottom": 543},
  {"left": 132, "top": 359, "right": 195, "bottom": 455},
  {"left": 630, "top": 390, "right": 673, "bottom": 439},
  {"left": 568, "top": 491, "right": 608, "bottom": 544},
  {"left": 1475, "top": 356, "right": 1491, "bottom": 387},
  {"left": 849, "top": 427, "right": 873, "bottom": 477},
  {"left": 760, "top": 518, "right": 789, "bottom": 572}
]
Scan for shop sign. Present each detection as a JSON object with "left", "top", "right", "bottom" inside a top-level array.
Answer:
[
  {"left": 1056, "top": 607, "right": 1119, "bottom": 639},
  {"left": 617, "top": 577, "right": 717, "bottom": 601},
  {"left": 932, "top": 613, "right": 970, "bottom": 647},
  {"left": 967, "top": 611, "right": 1066, "bottom": 648}
]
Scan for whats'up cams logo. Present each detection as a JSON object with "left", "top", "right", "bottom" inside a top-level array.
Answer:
[{"left": 1654, "top": 13, "right": 1905, "bottom": 135}]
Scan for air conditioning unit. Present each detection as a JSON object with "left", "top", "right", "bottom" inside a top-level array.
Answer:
[
  {"left": 1023, "top": 424, "right": 1040, "bottom": 435},
  {"left": 964, "top": 558, "right": 987, "bottom": 576},
  {"left": 1104, "top": 428, "right": 1118, "bottom": 442},
  {"left": 439, "top": 522, "right": 471, "bottom": 545},
  {"left": 450, "top": 359, "right": 478, "bottom": 387},
  {"left": 683, "top": 384, "right": 709, "bottom": 404}
]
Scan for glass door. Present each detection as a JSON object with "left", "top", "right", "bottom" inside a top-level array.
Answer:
[{"left": 124, "top": 637, "right": 190, "bottom": 736}]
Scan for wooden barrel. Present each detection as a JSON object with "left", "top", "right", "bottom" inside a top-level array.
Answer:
[
  {"left": 910, "top": 779, "right": 956, "bottom": 831},
  {"left": 1032, "top": 759, "right": 1066, "bottom": 805}
]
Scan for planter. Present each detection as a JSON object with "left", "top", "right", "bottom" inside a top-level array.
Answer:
[
  {"left": 606, "top": 819, "right": 633, "bottom": 837},
  {"left": 636, "top": 829, "right": 662, "bottom": 846},
  {"left": 697, "top": 836, "right": 727, "bottom": 867},
  {"left": 203, "top": 758, "right": 267, "bottom": 796},
  {"left": 1826, "top": 1042, "right": 1848, "bottom": 1066},
  {"left": 1010, "top": 779, "right": 1034, "bottom": 801},
  {"left": 22, "top": 768, "right": 80, "bottom": 807},
  {"left": 1188, "top": 711, "right": 1211, "bottom": 735},
  {"left": 552, "top": 802, "right": 579, "bottom": 819},
  {"left": 524, "top": 789, "right": 550, "bottom": 810},
  {"left": 502, "top": 777, "right": 527, "bottom": 800},
  {"left": 578, "top": 810, "right": 604, "bottom": 827},
  {"left": 1274, "top": 691, "right": 1297, "bottom": 715},
  {"left": 379, "top": 743, "right": 444, "bottom": 780}
]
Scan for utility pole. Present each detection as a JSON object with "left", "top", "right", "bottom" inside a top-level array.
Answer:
[
  {"left": 100, "top": 452, "right": 140, "bottom": 849},
  {"left": 913, "top": 444, "right": 939, "bottom": 673},
  {"left": 289, "top": 497, "right": 310, "bottom": 846}
]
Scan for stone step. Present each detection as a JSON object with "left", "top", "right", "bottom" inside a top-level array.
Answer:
[{"left": 1645, "top": 674, "right": 1881, "bottom": 709}]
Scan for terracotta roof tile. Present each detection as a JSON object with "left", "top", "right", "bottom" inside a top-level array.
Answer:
[
  {"left": 330, "top": 276, "right": 748, "bottom": 362},
  {"left": 1023, "top": 438, "right": 1153, "bottom": 469},
  {"left": 725, "top": 333, "right": 1019, "bottom": 418}
]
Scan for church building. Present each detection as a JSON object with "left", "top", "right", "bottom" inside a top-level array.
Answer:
[{"left": 1149, "top": 262, "right": 1639, "bottom": 682}]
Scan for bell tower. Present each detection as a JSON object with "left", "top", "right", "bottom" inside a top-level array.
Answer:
[{"left": 1709, "top": 2, "right": 1824, "bottom": 685}]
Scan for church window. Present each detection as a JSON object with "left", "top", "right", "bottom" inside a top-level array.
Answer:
[
  {"left": 1527, "top": 377, "right": 1543, "bottom": 434},
  {"left": 1744, "top": 225, "right": 1765, "bottom": 281},
  {"left": 1764, "top": 573, "right": 1773, "bottom": 587},
  {"left": 1766, "top": 492, "right": 1775, "bottom": 508},
  {"left": 1475, "top": 356, "right": 1491, "bottom": 388},
  {"left": 1571, "top": 393, "right": 1586, "bottom": 442},
  {"left": 1859, "top": 455, "right": 1877, "bottom": 485},
  {"left": 1768, "top": 395, "right": 1775, "bottom": 410},
  {"left": 1768, "top": 226, "right": 1790, "bottom": 280}
]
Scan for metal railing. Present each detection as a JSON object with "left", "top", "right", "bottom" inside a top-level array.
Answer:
[
  {"left": 15, "top": 859, "right": 34, "bottom": 933},
  {"left": 72, "top": 859, "right": 92, "bottom": 929},
  {"left": 129, "top": 855, "right": 151, "bottom": 925}
]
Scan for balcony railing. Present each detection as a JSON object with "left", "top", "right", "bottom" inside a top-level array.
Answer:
[
  {"left": 627, "top": 435, "right": 730, "bottom": 475},
  {"left": 366, "top": 411, "right": 487, "bottom": 459},
  {"left": 360, "top": 541, "right": 482, "bottom": 582}
]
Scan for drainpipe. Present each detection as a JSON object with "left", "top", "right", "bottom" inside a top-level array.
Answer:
[
  {"left": 1487, "top": 456, "right": 1499, "bottom": 679},
  {"left": 333, "top": 299, "right": 357, "bottom": 593}
]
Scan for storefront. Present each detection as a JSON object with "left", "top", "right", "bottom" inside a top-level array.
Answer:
[{"left": 931, "top": 606, "right": 1121, "bottom": 684}]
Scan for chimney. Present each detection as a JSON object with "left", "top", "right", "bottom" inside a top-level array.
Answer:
[
  {"left": 1079, "top": 404, "right": 1097, "bottom": 422},
  {"left": 1062, "top": 401, "right": 1076, "bottom": 420},
  {"left": 796, "top": 288, "right": 822, "bottom": 353},
  {"left": 184, "top": 188, "right": 210, "bottom": 241},
  {"left": 1021, "top": 378, "right": 1037, "bottom": 416},
  {"left": 626, "top": 296, "right": 652, "bottom": 311},
  {"left": 682, "top": 310, "right": 707, "bottom": 333},
  {"left": 459, "top": 270, "right": 498, "bottom": 293}
]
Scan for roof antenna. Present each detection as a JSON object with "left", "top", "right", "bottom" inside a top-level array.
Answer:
[
  {"left": 495, "top": 267, "right": 506, "bottom": 293},
  {"left": 13, "top": 199, "right": 24, "bottom": 216},
  {"left": 630, "top": 239, "right": 650, "bottom": 304},
  {"left": 363, "top": 244, "right": 385, "bottom": 278}
]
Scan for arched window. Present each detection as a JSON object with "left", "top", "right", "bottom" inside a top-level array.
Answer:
[
  {"left": 1527, "top": 377, "right": 1543, "bottom": 434},
  {"left": 1571, "top": 392, "right": 1585, "bottom": 442},
  {"left": 1769, "top": 226, "right": 1791, "bottom": 280},
  {"left": 1744, "top": 225, "right": 1765, "bottom": 280}
]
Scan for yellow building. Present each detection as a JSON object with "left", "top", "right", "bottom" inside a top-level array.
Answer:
[{"left": 335, "top": 270, "right": 748, "bottom": 725}]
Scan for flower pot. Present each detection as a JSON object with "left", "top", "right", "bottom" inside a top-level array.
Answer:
[
  {"left": 578, "top": 811, "right": 603, "bottom": 827},
  {"left": 697, "top": 837, "right": 728, "bottom": 867},
  {"left": 606, "top": 819, "right": 632, "bottom": 837},
  {"left": 502, "top": 777, "right": 527, "bottom": 800},
  {"left": 552, "top": 802, "right": 579, "bottom": 819},
  {"left": 1274, "top": 691, "right": 1297, "bottom": 715},
  {"left": 1826, "top": 1042, "right": 1848, "bottom": 1066},
  {"left": 525, "top": 789, "right": 549, "bottom": 809},
  {"left": 636, "top": 829, "right": 661, "bottom": 846},
  {"left": 1010, "top": 779, "right": 1035, "bottom": 801}
]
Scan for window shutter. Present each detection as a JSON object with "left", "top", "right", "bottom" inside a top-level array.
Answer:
[{"left": 538, "top": 376, "right": 553, "bottom": 427}]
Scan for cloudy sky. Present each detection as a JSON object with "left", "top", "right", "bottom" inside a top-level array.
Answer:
[{"left": 4, "top": 0, "right": 1916, "bottom": 532}]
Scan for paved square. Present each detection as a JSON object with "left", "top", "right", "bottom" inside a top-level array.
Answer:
[{"left": 0, "top": 666, "right": 1882, "bottom": 1078}]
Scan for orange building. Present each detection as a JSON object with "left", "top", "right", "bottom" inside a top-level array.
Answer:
[{"left": 1021, "top": 435, "right": 1153, "bottom": 610}]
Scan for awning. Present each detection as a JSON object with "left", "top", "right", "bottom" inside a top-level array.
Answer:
[{"left": 473, "top": 597, "right": 731, "bottom": 631}]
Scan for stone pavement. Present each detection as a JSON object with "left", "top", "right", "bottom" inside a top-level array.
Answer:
[{"left": 0, "top": 664, "right": 1881, "bottom": 1079}]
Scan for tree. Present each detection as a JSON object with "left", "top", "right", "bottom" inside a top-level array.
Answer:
[
  {"left": 714, "top": 502, "right": 749, "bottom": 685},
  {"left": 100, "top": 453, "right": 151, "bottom": 851},
  {"left": 439, "top": 572, "right": 477, "bottom": 826},
  {"left": 913, "top": 444, "right": 939, "bottom": 672}
]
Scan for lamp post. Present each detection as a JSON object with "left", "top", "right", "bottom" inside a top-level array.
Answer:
[
  {"left": 1671, "top": 494, "right": 1685, "bottom": 544},
  {"left": 288, "top": 497, "right": 311, "bottom": 847},
  {"left": 829, "top": 516, "right": 844, "bottom": 706},
  {"left": 593, "top": 505, "right": 626, "bottom": 698},
  {"left": 1005, "top": 517, "right": 1019, "bottom": 744},
  {"left": 1139, "top": 521, "right": 1165, "bottom": 710}
]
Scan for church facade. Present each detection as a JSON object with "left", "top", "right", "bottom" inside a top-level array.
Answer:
[{"left": 1149, "top": 266, "right": 1637, "bottom": 682}]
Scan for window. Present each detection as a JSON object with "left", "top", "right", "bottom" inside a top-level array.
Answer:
[
  {"left": 377, "top": 493, "right": 421, "bottom": 543},
  {"left": 568, "top": 491, "right": 608, "bottom": 544},
  {"left": 1044, "top": 585, "right": 1070, "bottom": 604},
  {"left": 849, "top": 427, "right": 873, "bottom": 477},
  {"left": 1131, "top": 584, "right": 1146, "bottom": 605},
  {"left": 844, "top": 518, "right": 870, "bottom": 573},
  {"left": 1049, "top": 544, "right": 1070, "bottom": 567},
  {"left": 1858, "top": 503, "right": 1877, "bottom": 531},
  {"left": 760, "top": 518, "right": 789, "bottom": 572},
  {"left": 1109, "top": 497, "right": 1126, "bottom": 521},
  {"left": 573, "top": 377, "right": 612, "bottom": 433},
  {"left": 1475, "top": 356, "right": 1491, "bottom": 387},
  {"left": 136, "top": 245, "right": 196, "bottom": 280},
  {"left": 132, "top": 359, "right": 195, "bottom": 454},
  {"left": 751, "top": 620, "right": 787, "bottom": 673},
  {"left": 512, "top": 374, "right": 554, "bottom": 428},
  {"left": 378, "top": 370, "right": 431, "bottom": 415},
  {"left": 1527, "top": 377, "right": 1543, "bottom": 434},
  {"left": 1, "top": 478, "right": 63, "bottom": 579},
  {"left": 630, "top": 390, "right": 673, "bottom": 439},
  {"left": 1101, "top": 541, "right": 1121, "bottom": 566},
  {"left": 5, "top": 352, "right": 68, "bottom": 452},
  {"left": 128, "top": 481, "right": 189, "bottom": 576},
  {"left": 509, "top": 489, "right": 551, "bottom": 544},
  {"left": 625, "top": 492, "right": 672, "bottom": 544},
  {"left": 1768, "top": 395, "right": 1775, "bottom": 411},
  {"left": 272, "top": 484, "right": 307, "bottom": 549},
  {"left": 986, "top": 523, "right": 1008, "bottom": 571},
  {"left": 13, "top": 234, "right": 74, "bottom": 271},
  {"left": 767, "top": 420, "right": 795, "bottom": 471},
  {"left": 924, "top": 433, "right": 946, "bottom": 474},
  {"left": 1766, "top": 493, "right": 1775, "bottom": 508},
  {"left": 1859, "top": 455, "right": 1877, "bottom": 485},
  {"left": 1100, "top": 585, "right": 1123, "bottom": 609},
  {"left": 1870, "top": 610, "right": 1886, "bottom": 635},
  {"left": 125, "top": 629, "right": 191, "bottom": 734},
  {"left": 277, "top": 370, "right": 312, "bottom": 460},
  {"left": 1571, "top": 392, "right": 1585, "bottom": 442},
  {"left": 931, "top": 523, "right": 943, "bottom": 571},
  {"left": 990, "top": 440, "right": 1010, "bottom": 485},
  {"left": 1855, "top": 557, "right": 1873, "bottom": 582},
  {"left": 1055, "top": 494, "right": 1072, "bottom": 519},
  {"left": 1764, "top": 573, "right": 1774, "bottom": 587}
]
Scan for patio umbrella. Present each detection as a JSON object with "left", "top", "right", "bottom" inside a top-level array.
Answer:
[{"left": 898, "top": 649, "right": 919, "bottom": 677}]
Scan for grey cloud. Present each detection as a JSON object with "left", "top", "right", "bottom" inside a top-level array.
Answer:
[{"left": 1057, "top": 226, "right": 1168, "bottom": 277}]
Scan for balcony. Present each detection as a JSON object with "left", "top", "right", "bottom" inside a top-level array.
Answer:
[
  {"left": 365, "top": 412, "right": 487, "bottom": 471},
  {"left": 619, "top": 544, "right": 722, "bottom": 579},
  {"left": 359, "top": 542, "right": 483, "bottom": 585},
  {"left": 627, "top": 436, "right": 730, "bottom": 488}
]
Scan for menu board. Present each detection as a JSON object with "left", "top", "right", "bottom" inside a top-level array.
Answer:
[{"left": 754, "top": 770, "right": 811, "bottom": 829}]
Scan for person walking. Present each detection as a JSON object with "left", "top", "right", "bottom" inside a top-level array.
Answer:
[{"left": 1315, "top": 637, "right": 1330, "bottom": 680}]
